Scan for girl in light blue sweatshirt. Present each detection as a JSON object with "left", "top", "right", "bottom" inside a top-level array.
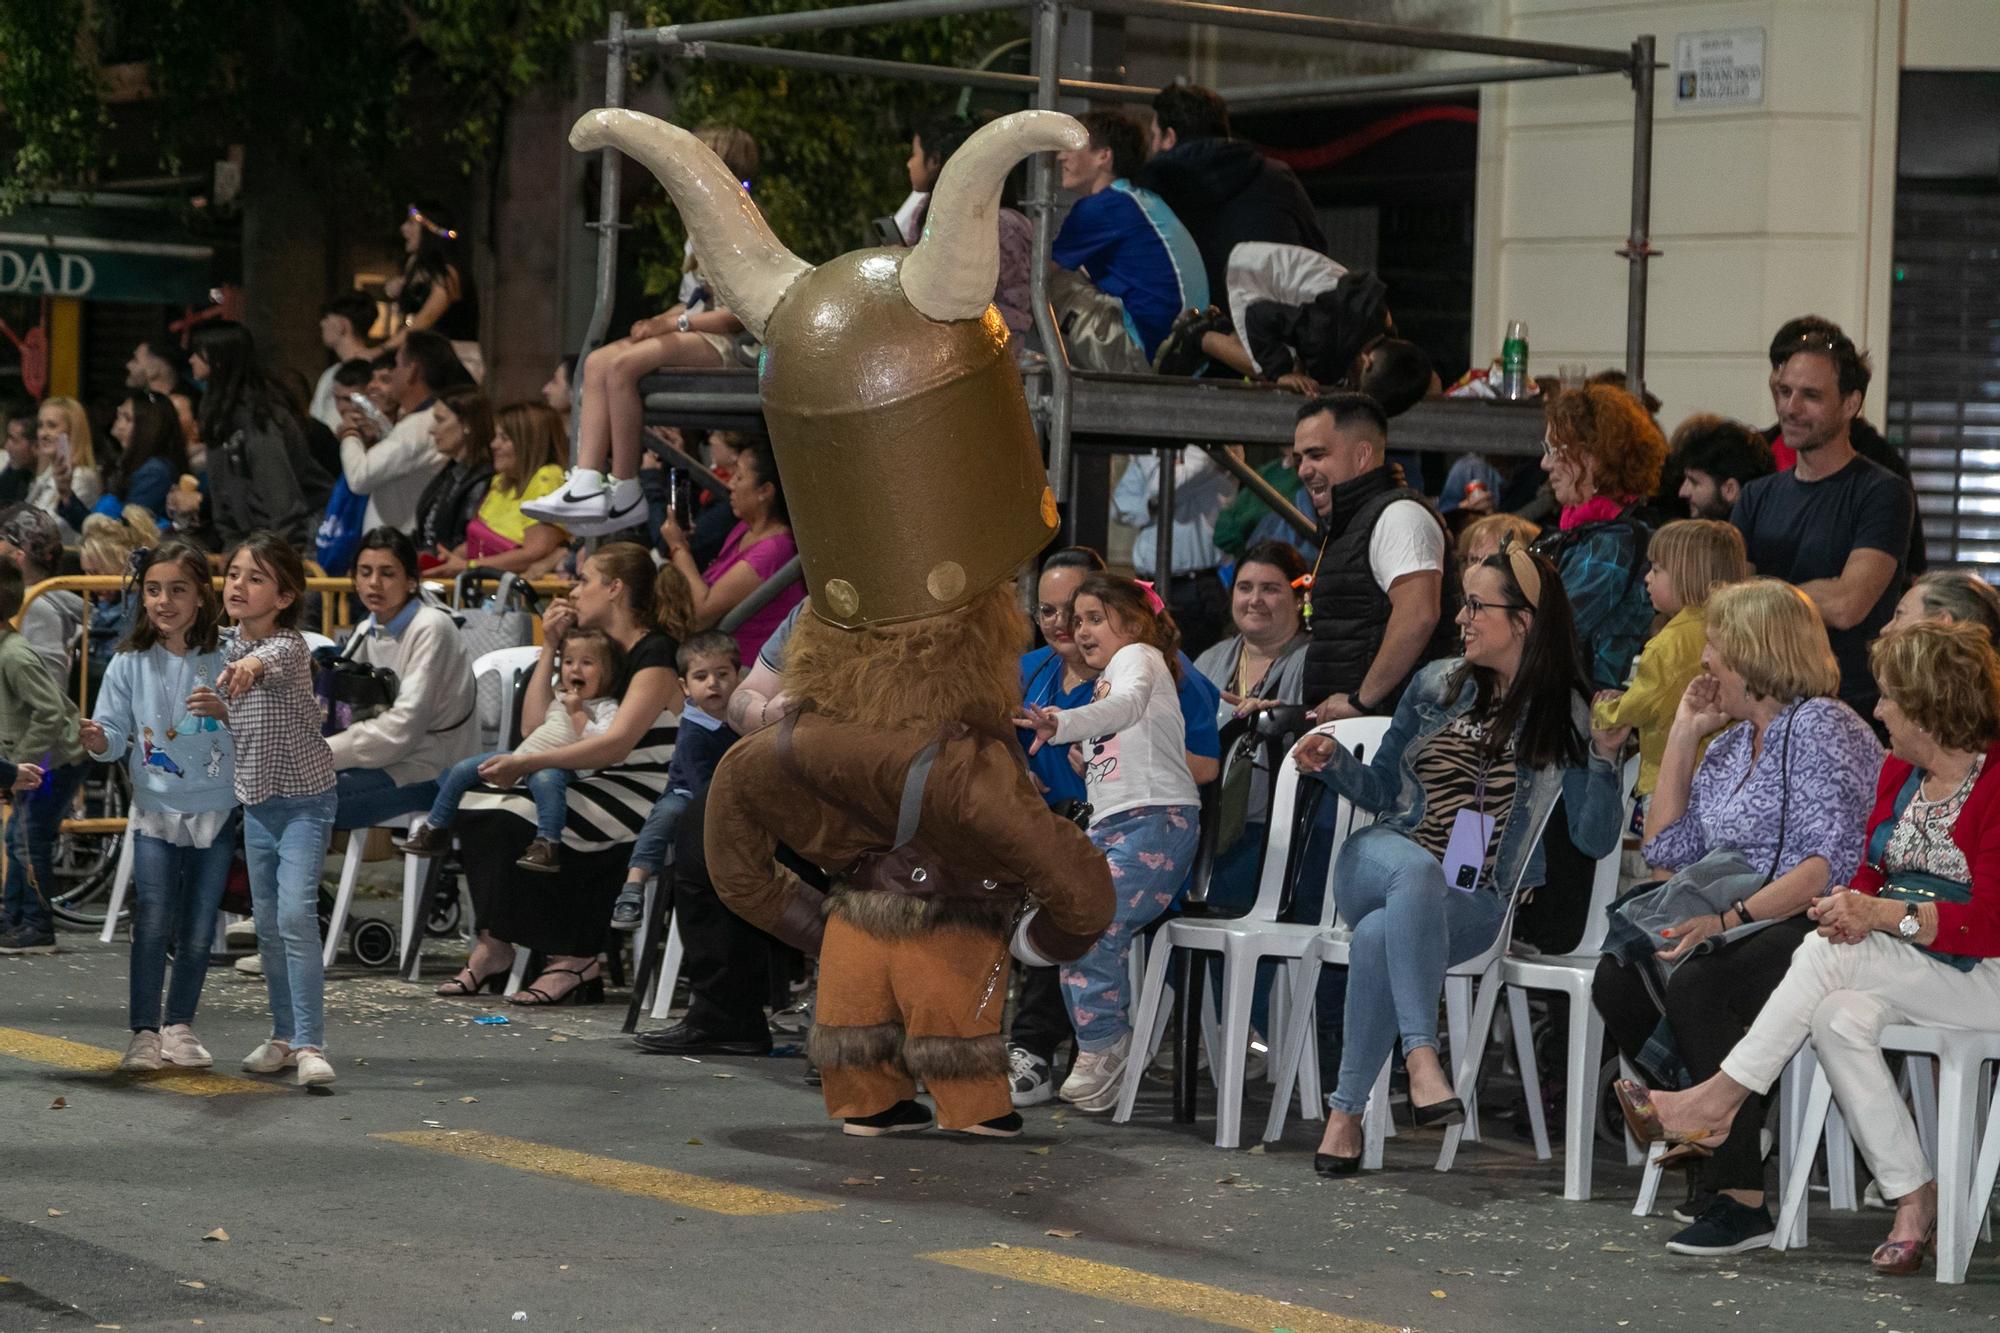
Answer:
[{"left": 81, "top": 541, "right": 238, "bottom": 1073}]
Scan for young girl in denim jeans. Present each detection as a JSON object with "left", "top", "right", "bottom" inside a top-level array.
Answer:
[
  {"left": 1016, "top": 574, "right": 1198, "bottom": 1112},
  {"left": 81, "top": 542, "right": 238, "bottom": 1072},
  {"left": 189, "top": 533, "right": 339, "bottom": 1089}
]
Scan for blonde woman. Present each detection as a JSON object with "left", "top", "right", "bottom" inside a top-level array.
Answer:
[
  {"left": 79, "top": 507, "right": 161, "bottom": 674},
  {"left": 1591, "top": 579, "right": 1881, "bottom": 1256},
  {"left": 430, "top": 402, "right": 569, "bottom": 578},
  {"left": 30, "top": 396, "right": 102, "bottom": 537}
]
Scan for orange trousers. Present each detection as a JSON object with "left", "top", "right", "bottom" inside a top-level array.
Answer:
[{"left": 809, "top": 915, "right": 1014, "bottom": 1130}]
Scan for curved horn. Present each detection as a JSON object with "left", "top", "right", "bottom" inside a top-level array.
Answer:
[
  {"left": 569, "top": 109, "right": 810, "bottom": 340},
  {"left": 901, "top": 110, "right": 1087, "bottom": 323}
]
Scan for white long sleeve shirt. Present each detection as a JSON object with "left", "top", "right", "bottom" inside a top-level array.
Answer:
[
  {"left": 1112, "top": 448, "right": 1234, "bottom": 579},
  {"left": 1049, "top": 643, "right": 1198, "bottom": 820},
  {"left": 341, "top": 402, "right": 443, "bottom": 534},
  {"left": 326, "top": 603, "right": 479, "bottom": 788}
]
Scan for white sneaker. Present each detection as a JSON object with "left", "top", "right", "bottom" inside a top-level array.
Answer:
[
  {"left": 159, "top": 1023, "right": 213, "bottom": 1067},
  {"left": 119, "top": 1029, "right": 163, "bottom": 1072},
  {"left": 241, "top": 1040, "right": 296, "bottom": 1074},
  {"left": 1008, "top": 1045, "right": 1054, "bottom": 1108},
  {"left": 294, "top": 1050, "right": 336, "bottom": 1087},
  {"left": 234, "top": 954, "right": 263, "bottom": 976},
  {"left": 563, "top": 477, "right": 647, "bottom": 537},
  {"left": 223, "top": 918, "right": 257, "bottom": 948},
  {"left": 520, "top": 469, "right": 609, "bottom": 527},
  {"left": 1059, "top": 1034, "right": 1131, "bottom": 1113}
]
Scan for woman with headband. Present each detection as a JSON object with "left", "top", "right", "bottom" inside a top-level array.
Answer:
[
  {"left": 1293, "top": 541, "right": 1625, "bottom": 1175},
  {"left": 385, "top": 200, "right": 482, "bottom": 376}
]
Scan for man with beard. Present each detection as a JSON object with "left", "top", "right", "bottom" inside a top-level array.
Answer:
[{"left": 1672, "top": 415, "right": 1774, "bottom": 519}]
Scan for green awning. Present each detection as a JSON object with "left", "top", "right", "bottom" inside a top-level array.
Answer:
[{"left": 0, "top": 200, "right": 213, "bottom": 304}]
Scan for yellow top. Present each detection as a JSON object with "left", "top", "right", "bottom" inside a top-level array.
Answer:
[
  {"left": 1591, "top": 605, "right": 1708, "bottom": 796},
  {"left": 477, "top": 464, "right": 568, "bottom": 546}
]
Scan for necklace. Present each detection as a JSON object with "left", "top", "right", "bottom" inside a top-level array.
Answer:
[{"left": 153, "top": 643, "right": 195, "bottom": 742}]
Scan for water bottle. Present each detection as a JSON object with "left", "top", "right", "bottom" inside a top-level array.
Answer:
[{"left": 1498, "top": 319, "right": 1530, "bottom": 400}]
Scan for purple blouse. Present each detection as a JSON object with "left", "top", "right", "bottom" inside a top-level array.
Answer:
[{"left": 1643, "top": 696, "right": 1881, "bottom": 885}]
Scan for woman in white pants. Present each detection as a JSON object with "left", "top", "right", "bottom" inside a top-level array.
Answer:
[{"left": 1617, "top": 620, "right": 2000, "bottom": 1277}]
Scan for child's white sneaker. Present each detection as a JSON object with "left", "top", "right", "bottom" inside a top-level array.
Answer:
[
  {"left": 119, "top": 1029, "right": 163, "bottom": 1072},
  {"left": 241, "top": 1039, "right": 296, "bottom": 1074},
  {"left": 159, "top": 1023, "right": 213, "bottom": 1067},
  {"left": 294, "top": 1050, "right": 336, "bottom": 1088},
  {"left": 1059, "top": 1033, "right": 1131, "bottom": 1113}
]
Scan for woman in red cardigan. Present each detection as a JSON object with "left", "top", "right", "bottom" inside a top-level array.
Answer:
[{"left": 1615, "top": 619, "right": 2000, "bottom": 1276}]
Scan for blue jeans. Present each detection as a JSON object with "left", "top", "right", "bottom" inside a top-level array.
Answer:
[
  {"left": 333, "top": 767, "right": 437, "bottom": 832},
  {"left": 1061, "top": 805, "right": 1200, "bottom": 1054},
  {"left": 430, "top": 751, "right": 570, "bottom": 841},
  {"left": 1328, "top": 824, "right": 1506, "bottom": 1117},
  {"left": 243, "top": 791, "right": 337, "bottom": 1050},
  {"left": 129, "top": 814, "right": 240, "bottom": 1030},
  {"left": 627, "top": 790, "right": 689, "bottom": 879},
  {"left": 4, "top": 763, "right": 84, "bottom": 936}
]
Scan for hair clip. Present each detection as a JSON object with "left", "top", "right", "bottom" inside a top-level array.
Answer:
[{"left": 1134, "top": 579, "right": 1167, "bottom": 615}]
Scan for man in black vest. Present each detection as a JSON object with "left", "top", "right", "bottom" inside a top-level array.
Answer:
[{"left": 1295, "top": 392, "right": 1455, "bottom": 722}]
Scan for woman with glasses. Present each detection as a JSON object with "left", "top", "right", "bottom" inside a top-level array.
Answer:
[
  {"left": 1294, "top": 544, "right": 1625, "bottom": 1175},
  {"left": 1590, "top": 579, "right": 1879, "bottom": 1257}
]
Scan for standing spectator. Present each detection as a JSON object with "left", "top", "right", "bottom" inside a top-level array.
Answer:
[
  {"left": 339, "top": 329, "right": 465, "bottom": 536},
  {"left": 29, "top": 395, "right": 103, "bottom": 538},
  {"left": 102, "top": 390, "right": 187, "bottom": 517},
  {"left": 1733, "top": 326, "right": 1914, "bottom": 717},
  {"left": 310, "top": 293, "right": 379, "bottom": 431},
  {"left": 1294, "top": 393, "right": 1451, "bottom": 722},
  {"left": 1535, "top": 384, "right": 1666, "bottom": 692},
  {"left": 1048, "top": 110, "right": 1209, "bottom": 372},
  {"left": 384, "top": 201, "right": 482, "bottom": 377},
  {"left": 1113, "top": 447, "right": 1234, "bottom": 656},
  {"left": 124, "top": 338, "right": 187, "bottom": 396},
  {"left": 1671, "top": 415, "right": 1774, "bottom": 520},
  {"left": 0, "top": 503, "right": 85, "bottom": 684},
  {"left": 410, "top": 385, "right": 494, "bottom": 565},
  {"left": 0, "top": 561, "right": 86, "bottom": 956},
  {"left": 658, "top": 437, "right": 803, "bottom": 665},
  {"left": 2, "top": 408, "right": 37, "bottom": 505},
  {"left": 173, "top": 322, "right": 331, "bottom": 549},
  {"left": 431, "top": 401, "right": 569, "bottom": 578},
  {"left": 1138, "top": 84, "right": 1326, "bottom": 303}
]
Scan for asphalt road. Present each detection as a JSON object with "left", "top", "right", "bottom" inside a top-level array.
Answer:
[{"left": 5, "top": 909, "right": 1997, "bottom": 1332}]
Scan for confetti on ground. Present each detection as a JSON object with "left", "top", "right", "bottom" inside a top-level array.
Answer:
[{"left": 202, "top": 1228, "right": 229, "bottom": 1243}]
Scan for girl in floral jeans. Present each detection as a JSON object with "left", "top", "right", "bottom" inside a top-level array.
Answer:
[{"left": 1017, "top": 574, "right": 1198, "bottom": 1111}]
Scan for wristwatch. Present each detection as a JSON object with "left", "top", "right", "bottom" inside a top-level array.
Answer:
[
  {"left": 1898, "top": 903, "right": 1922, "bottom": 940},
  {"left": 676, "top": 311, "right": 693, "bottom": 334}
]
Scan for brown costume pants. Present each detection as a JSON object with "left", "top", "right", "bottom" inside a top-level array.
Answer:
[{"left": 809, "top": 915, "right": 1014, "bottom": 1129}]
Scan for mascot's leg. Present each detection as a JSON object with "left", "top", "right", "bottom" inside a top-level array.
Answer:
[
  {"left": 892, "top": 925, "right": 1013, "bottom": 1130},
  {"left": 809, "top": 915, "right": 915, "bottom": 1121}
]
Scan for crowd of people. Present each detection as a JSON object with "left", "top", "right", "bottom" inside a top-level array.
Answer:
[{"left": 0, "top": 80, "right": 1991, "bottom": 1283}]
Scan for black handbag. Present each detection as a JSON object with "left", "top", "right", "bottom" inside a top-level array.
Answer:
[{"left": 313, "top": 635, "right": 400, "bottom": 737}]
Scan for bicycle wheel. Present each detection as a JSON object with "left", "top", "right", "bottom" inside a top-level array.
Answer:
[{"left": 48, "top": 766, "right": 131, "bottom": 930}]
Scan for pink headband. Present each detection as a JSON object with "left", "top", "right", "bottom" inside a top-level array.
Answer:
[{"left": 1134, "top": 579, "right": 1166, "bottom": 615}]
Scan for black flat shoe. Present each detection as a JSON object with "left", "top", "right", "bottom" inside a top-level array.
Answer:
[
  {"left": 632, "top": 1021, "right": 773, "bottom": 1056},
  {"left": 957, "top": 1112, "right": 1023, "bottom": 1138},
  {"left": 843, "top": 1099, "right": 935, "bottom": 1137},
  {"left": 1314, "top": 1151, "right": 1361, "bottom": 1176},
  {"left": 1410, "top": 1096, "right": 1465, "bottom": 1129}
]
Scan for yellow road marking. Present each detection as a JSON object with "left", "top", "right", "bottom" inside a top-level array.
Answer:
[
  {"left": 0, "top": 1026, "right": 281, "bottom": 1096},
  {"left": 373, "top": 1130, "right": 836, "bottom": 1217},
  {"left": 924, "top": 1247, "right": 1399, "bottom": 1333}
]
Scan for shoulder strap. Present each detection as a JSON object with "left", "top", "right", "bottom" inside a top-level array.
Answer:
[{"left": 776, "top": 710, "right": 948, "bottom": 851}]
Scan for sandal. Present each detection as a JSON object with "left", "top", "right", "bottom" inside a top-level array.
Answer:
[
  {"left": 434, "top": 965, "right": 510, "bottom": 998},
  {"left": 1612, "top": 1079, "right": 1727, "bottom": 1157},
  {"left": 509, "top": 964, "right": 605, "bottom": 1007}
]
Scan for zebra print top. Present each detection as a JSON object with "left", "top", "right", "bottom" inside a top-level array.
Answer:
[
  {"left": 1407, "top": 711, "right": 1517, "bottom": 878},
  {"left": 454, "top": 711, "right": 679, "bottom": 851}
]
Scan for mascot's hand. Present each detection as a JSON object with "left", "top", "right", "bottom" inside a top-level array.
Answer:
[{"left": 1011, "top": 910, "right": 1057, "bottom": 968}]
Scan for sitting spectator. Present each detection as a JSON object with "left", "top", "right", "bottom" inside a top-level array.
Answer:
[
  {"left": 525, "top": 125, "right": 758, "bottom": 538},
  {"left": 1617, "top": 621, "right": 2000, "bottom": 1276},
  {"left": 79, "top": 508, "right": 160, "bottom": 673},
  {"left": 0, "top": 503, "right": 85, "bottom": 683},
  {"left": 1048, "top": 109, "right": 1209, "bottom": 372},
  {"left": 310, "top": 293, "right": 379, "bottom": 432},
  {"left": 1439, "top": 453, "right": 1504, "bottom": 519},
  {"left": 399, "top": 628, "right": 627, "bottom": 876},
  {"left": 610, "top": 629, "right": 743, "bottom": 931},
  {"left": 385, "top": 200, "right": 482, "bottom": 376},
  {"left": 1671, "top": 414, "right": 1773, "bottom": 520},
  {"left": 325, "top": 529, "right": 481, "bottom": 834},
  {"left": 1297, "top": 544, "right": 1624, "bottom": 1174},
  {"left": 1113, "top": 447, "right": 1235, "bottom": 656},
  {"left": 1734, "top": 325, "right": 1915, "bottom": 717},
  {"left": 541, "top": 355, "right": 576, "bottom": 436},
  {"left": 30, "top": 395, "right": 103, "bottom": 539},
  {"left": 171, "top": 322, "right": 332, "bottom": 549},
  {"left": 430, "top": 402, "right": 569, "bottom": 578},
  {"left": 1456, "top": 513, "right": 1539, "bottom": 571},
  {"left": 1591, "top": 520, "right": 1749, "bottom": 798},
  {"left": 658, "top": 437, "right": 803, "bottom": 665},
  {"left": 411, "top": 385, "right": 495, "bottom": 567},
  {"left": 101, "top": 390, "right": 187, "bottom": 518},
  {"left": 643, "top": 428, "right": 742, "bottom": 571},
  {"left": 1138, "top": 83, "right": 1326, "bottom": 304},
  {"left": 905, "top": 114, "right": 1035, "bottom": 348},
  {"left": 1535, "top": 384, "right": 1666, "bottom": 692},
  {"left": 0, "top": 561, "right": 87, "bottom": 956},
  {"left": 1591, "top": 579, "right": 1880, "bottom": 1255},
  {"left": 1, "top": 407, "right": 35, "bottom": 506},
  {"left": 1883, "top": 570, "right": 2000, "bottom": 647},
  {"left": 340, "top": 329, "right": 467, "bottom": 534}
]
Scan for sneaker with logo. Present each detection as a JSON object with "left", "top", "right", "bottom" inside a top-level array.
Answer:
[
  {"left": 1663, "top": 1195, "right": 1776, "bottom": 1256},
  {"left": 521, "top": 468, "right": 610, "bottom": 528},
  {"left": 119, "top": 1029, "right": 163, "bottom": 1072},
  {"left": 1058, "top": 1034, "right": 1131, "bottom": 1113},
  {"left": 159, "top": 1023, "right": 213, "bottom": 1068},
  {"left": 569, "top": 476, "right": 647, "bottom": 537},
  {"left": 1008, "top": 1045, "right": 1055, "bottom": 1108}
]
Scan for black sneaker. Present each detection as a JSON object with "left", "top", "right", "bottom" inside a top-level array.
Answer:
[
  {"left": 1673, "top": 1186, "right": 1718, "bottom": 1226},
  {"left": 957, "top": 1112, "right": 1024, "bottom": 1138},
  {"left": 609, "top": 891, "right": 645, "bottom": 932},
  {"left": 0, "top": 926, "right": 57, "bottom": 955},
  {"left": 1152, "top": 305, "right": 1224, "bottom": 376},
  {"left": 842, "top": 1099, "right": 935, "bottom": 1137},
  {"left": 1664, "top": 1196, "right": 1775, "bottom": 1256}
]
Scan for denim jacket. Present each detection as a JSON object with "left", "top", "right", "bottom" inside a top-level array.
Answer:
[{"left": 1311, "top": 658, "right": 1624, "bottom": 894}]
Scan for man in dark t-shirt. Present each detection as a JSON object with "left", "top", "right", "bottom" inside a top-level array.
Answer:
[{"left": 1731, "top": 330, "right": 1913, "bottom": 716}]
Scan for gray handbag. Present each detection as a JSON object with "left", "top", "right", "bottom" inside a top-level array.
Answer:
[{"left": 452, "top": 569, "right": 541, "bottom": 745}]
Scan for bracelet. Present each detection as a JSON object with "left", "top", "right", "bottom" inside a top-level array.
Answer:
[{"left": 1732, "top": 898, "right": 1754, "bottom": 924}]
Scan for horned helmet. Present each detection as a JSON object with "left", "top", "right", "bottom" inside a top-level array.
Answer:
[{"left": 572, "top": 108, "right": 1085, "bottom": 629}]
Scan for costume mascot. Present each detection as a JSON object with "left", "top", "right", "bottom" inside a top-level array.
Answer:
[{"left": 571, "top": 108, "right": 1114, "bottom": 1137}]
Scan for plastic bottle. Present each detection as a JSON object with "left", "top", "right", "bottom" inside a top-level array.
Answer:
[{"left": 1498, "top": 319, "right": 1530, "bottom": 400}]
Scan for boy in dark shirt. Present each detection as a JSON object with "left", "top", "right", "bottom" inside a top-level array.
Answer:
[{"left": 611, "top": 631, "right": 743, "bottom": 930}]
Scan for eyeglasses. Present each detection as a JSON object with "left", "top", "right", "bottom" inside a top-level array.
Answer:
[
  {"left": 1035, "top": 603, "right": 1069, "bottom": 622},
  {"left": 1462, "top": 594, "right": 1531, "bottom": 618}
]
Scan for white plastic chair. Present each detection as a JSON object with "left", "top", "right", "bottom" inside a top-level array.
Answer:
[
  {"left": 1629, "top": 1045, "right": 1828, "bottom": 1218},
  {"left": 96, "top": 831, "right": 137, "bottom": 944},
  {"left": 1496, "top": 755, "right": 1639, "bottom": 1199},
  {"left": 632, "top": 876, "right": 689, "bottom": 1022},
  {"left": 1112, "top": 719, "right": 1387, "bottom": 1148},
  {"left": 472, "top": 646, "right": 544, "bottom": 753},
  {"left": 323, "top": 814, "right": 432, "bottom": 970},
  {"left": 1774, "top": 1023, "right": 2000, "bottom": 1283}
]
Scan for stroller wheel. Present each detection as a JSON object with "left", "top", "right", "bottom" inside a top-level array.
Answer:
[{"left": 351, "top": 918, "right": 398, "bottom": 969}]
